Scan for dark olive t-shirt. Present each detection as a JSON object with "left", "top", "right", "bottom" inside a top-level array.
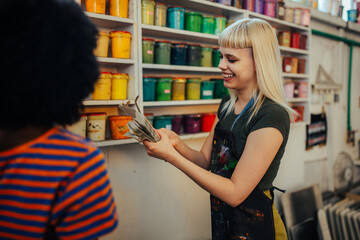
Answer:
[{"left": 216, "top": 95, "right": 290, "bottom": 190}]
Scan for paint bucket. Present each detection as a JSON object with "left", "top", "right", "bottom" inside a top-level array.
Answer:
[
  {"left": 66, "top": 114, "right": 87, "bottom": 138},
  {"left": 187, "top": 44, "right": 201, "bottom": 66},
  {"left": 201, "top": 81, "right": 215, "bottom": 99},
  {"left": 183, "top": 114, "right": 202, "bottom": 133},
  {"left": 141, "top": 0, "right": 155, "bottom": 25},
  {"left": 347, "top": 9, "right": 358, "bottom": 22},
  {"left": 109, "top": 0, "right": 129, "bottom": 18},
  {"left": 154, "top": 115, "right": 173, "bottom": 129},
  {"left": 185, "top": 12, "right": 202, "bottom": 32},
  {"left": 297, "top": 82, "right": 308, "bottom": 98},
  {"left": 172, "top": 78, "right": 186, "bottom": 100},
  {"left": 200, "top": 47, "right": 213, "bottom": 67},
  {"left": 201, "top": 16, "right": 215, "bottom": 34},
  {"left": 94, "top": 32, "right": 109, "bottom": 57},
  {"left": 111, "top": 73, "right": 128, "bottom": 100},
  {"left": 211, "top": 79, "right": 229, "bottom": 98},
  {"left": 171, "top": 42, "right": 188, "bottom": 65},
  {"left": 156, "top": 77, "right": 172, "bottom": 101},
  {"left": 86, "top": 113, "right": 106, "bottom": 141},
  {"left": 201, "top": 113, "right": 216, "bottom": 132},
  {"left": 110, "top": 31, "right": 131, "bottom": 59},
  {"left": 108, "top": 115, "right": 132, "bottom": 139},
  {"left": 155, "top": 2, "right": 167, "bottom": 27},
  {"left": 172, "top": 115, "right": 183, "bottom": 134},
  {"left": 143, "top": 76, "right": 157, "bottom": 101},
  {"left": 291, "top": 32, "right": 301, "bottom": 49},
  {"left": 186, "top": 78, "right": 201, "bottom": 100},
  {"left": 142, "top": 38, "right": 155, "bottom": 63},
  {"left": 85, "top": 0, "right": 106, "bottom": 14},
  {"left": 214, "top": 16, "right": 227, "bottom": 35},
  {"left": 167, "top": 6, "right": 185, "bottom": 30},
  {"left": 283, "top": 82, "right": 295, "bottom": 98},
  {"left": 92, "top": 72, "right": 112, "bottom": 100},
  {"left": 212, "top": 48, "right": 221, "bottom": 67},
  {"left": 155, "top": 40, "right": 171, "bottom": 64}
]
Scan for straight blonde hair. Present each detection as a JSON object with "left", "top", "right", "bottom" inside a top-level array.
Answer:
[{"left": 218, "top": 18, "right": 294, "bottom": 122}]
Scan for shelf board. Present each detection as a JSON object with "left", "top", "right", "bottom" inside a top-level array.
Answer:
[
  {"left": 282, "top": 73, "right": 309, "bottom": 78},
  {"left": 142, "top": 24, "right": 219, "bottom": 45},
  {"left": 82, "top": 100, "right": 134, "bottom": 106},
  {"left": 279, "top": 46, "right": 309, "bottom": 55},
  {"left": 291, "top": 121, "right": 309, "bottom": 127},
  {"left": 96, "top": 138, "right": 137, "bottom": 147},
  {"left": 310, "top": 9, "right": 346, "bottom": 28},
  {"left": 85, "top": 12, "right": 134, "bottom": 28},
  {"left": 97, "top": 57, "right": 135, "bottom": 64},
  {"left": 248, "top": 12, "right": 309, "bottom": 31},
  {"left": 180, "top": 132, "right": 210, "bottom": 140},
  {"left": 142, "top": 64, "right": 221, "bottom": 73},
  {"left": 347, "top": 21, "right": 360, "bottom": 34},
  {"left": 155, "top": 0, "right": 247, "bottom": 17},
  {"left": 287, "top": 98, "right": 309, "bottom": 102},
  {"left": 143, "top": 99, "right": 221, "bottom": 107}
]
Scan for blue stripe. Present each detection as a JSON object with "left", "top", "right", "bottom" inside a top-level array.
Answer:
[
  {"left": 58, "top": 214, "right": 116, "bottom": 237},
  {"left": 84, "top": 220, "right": 118, "bottom": 240},
  {"left": 62, "top": 183, "right": 111, "bottom": 223},
  {"left": 0, "top": 214, "right": 45, "bottom": 228},
  {"left": 0, "top": 194, "right": 52, "bottom": 205},
  {"left": 48, "top": 134, "right": 70, "bottom": 140},
  {"left": 52, "top": 169, "right": 107, "bottom": 220},
  {"left": 0, "top": 204, "right": 48, "bottom": 216},
  {"left": 0, "top": 225, "right": 43, "bottom": 238},
  {"left": 72, "top": 155, "right": 104, "bottom": 182},
  {"left": 31, "top": 143, "right": 88, "bottom": 152},
  {"left": 0, "top": 153, "right": 82, "bottom": 163},
  {"left": 1, "top": 184, "right": 55, "bottom": 194},
  {"left": 0, "top": 161, "right": 77, "bottom": 172},
  {"left": 3, "top": 173, "right": 64, "bottom": 182}
]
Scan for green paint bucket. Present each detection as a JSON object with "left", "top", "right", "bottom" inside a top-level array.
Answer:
[
  {"left": 185, "top": 12, "right": 202, "bottom": 32},
  {"left": 201, "top": 16, "right": 215, "bottom": 34},
  {"left": 156, "top": 77, "right": 172, "bottom": 101},
  {"left": 200, "top": 47, "right": 212, "bottom": 67},
  {"left": 200, "top": 80, "right": 215, "bottom": 99}
]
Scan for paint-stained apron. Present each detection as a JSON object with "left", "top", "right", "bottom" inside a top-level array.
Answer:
[{"left": 210, "top": 98, "right": 276, "bottom": 240}]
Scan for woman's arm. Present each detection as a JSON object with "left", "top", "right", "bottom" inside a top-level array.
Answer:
[
  {"left": 158, "top": 117, "right": 219, "bottom": 170},
  {"left": 144, "top": 126, "right": 283, "bottom": 207}
]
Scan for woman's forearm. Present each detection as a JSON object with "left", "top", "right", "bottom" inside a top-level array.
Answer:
[{"left": 174, "top": 139, "right": 211, "bottom": 170}]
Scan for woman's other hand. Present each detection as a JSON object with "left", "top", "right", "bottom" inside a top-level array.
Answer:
[
  {"left": 157, "top": 128, "right": 181, "bottom": 147},
  {"left": 143, "top": 129, "right": 179, "bottom": 163}
]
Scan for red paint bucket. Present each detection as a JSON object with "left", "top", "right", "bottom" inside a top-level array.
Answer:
[{"left": 201, "top": 113, "right": 216, "bottom": 132}]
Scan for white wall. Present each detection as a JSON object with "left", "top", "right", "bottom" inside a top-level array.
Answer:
[{"left": 102, "top": 21, "right": 360, "bottom": 240}]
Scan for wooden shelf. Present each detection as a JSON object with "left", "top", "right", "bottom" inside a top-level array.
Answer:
[
  {"left": 97, "top": 57, "right": 135, "bottom": 64},
  {"left": 85, "top": 12, "right": 134, "bottom": 28},
  {"left": 141, "top": 24, "right": 219, "bottom": 45},
  {"left": 143, "top": 99, "right": 221, "bottom": 107},
  {"left": 83, "top": 100, "right": 134, "bottom": 106},
  {"left": 95, "top": 138, "right": 137, "bottom": 147},
  {"left": 310, "top": 9, "right": 346, "bottom": 28},
  {"left": 142, "top": 64, "right": 220, "bottom": 73},
  {"left": 279, "top": 46, "right": 309, "bottom": 55},
  {"left": 347, "top": 21, "right": 360, "bottom": 34},
  {"left": 282, "top": 73, "right": 309, "bottom": 78},
  {"left": 287, "top": 98, "right": 309, "bottom": 103},
  {"left": 248, "top": 12, "right": 309, "bottom": 31}
]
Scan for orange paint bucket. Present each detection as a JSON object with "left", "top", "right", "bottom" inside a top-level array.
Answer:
[{"left": 109, "top": 116, "right": 133, "bottom": 139}]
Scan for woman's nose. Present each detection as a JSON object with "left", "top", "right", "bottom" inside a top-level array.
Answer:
[{"left": 218, "top": 58, "right": 227, "bottom": 70}]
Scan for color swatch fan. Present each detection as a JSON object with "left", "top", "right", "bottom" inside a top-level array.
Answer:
[{"left": 333, "top": 152, "right": 354, "bottom": 191}]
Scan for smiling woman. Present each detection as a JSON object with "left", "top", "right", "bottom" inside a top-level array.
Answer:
[{"left": 143, "top": 18, "right": 293, "bottom": 240}]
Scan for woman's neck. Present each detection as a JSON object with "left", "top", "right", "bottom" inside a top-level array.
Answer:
[{"left": 0, "top": 126, "right": 52, "bottom": 152}]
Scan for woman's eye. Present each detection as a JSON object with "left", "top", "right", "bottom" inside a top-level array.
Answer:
[{"left": 228, "top": 59, "right": 237, "bottom": 63}]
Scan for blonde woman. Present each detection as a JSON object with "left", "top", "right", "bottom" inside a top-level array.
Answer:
[{"left": 144, "top": 18, "right": 292, "bottom": 240}]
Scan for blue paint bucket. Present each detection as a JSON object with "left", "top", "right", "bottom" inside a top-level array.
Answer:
[
  {"left": 347, "top": 9, "right": 357, "bottom": 23},
  {"left": 167, "top": 6, "right": 185, "bottom": 30},
  {"left": 154, "top": 115, "right": 173, "bottom": 130},
  {"left": 143, "top": 76, "right": 157, "bottom": 101}
]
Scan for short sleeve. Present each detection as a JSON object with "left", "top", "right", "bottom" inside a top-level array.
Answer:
[
  {"left": 52, "top": 148, "right": 118, "bottom": 240},
  {"left": 249, "top": 103, "right": 290, "bottom": 140}
]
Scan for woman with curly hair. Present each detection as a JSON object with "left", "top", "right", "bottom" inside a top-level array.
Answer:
[
  {"left": 144, "top": 18, "right": 292, "bottom": 240},
  {"left": 0, "top": 0, "right": 117, "bottom": 239}
]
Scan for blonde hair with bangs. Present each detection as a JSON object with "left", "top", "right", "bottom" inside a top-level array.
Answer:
[{"left": 219, "top": 18, "right": 294, "bottom": 122}]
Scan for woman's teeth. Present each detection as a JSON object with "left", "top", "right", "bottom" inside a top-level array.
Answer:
[{"left": 222, "top": 73, "right": 234, "bottom": 78}]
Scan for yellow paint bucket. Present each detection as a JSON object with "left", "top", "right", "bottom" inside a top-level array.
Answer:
[
  {"left": 111, "top": 73, "right": 128, "bottom": 100},
  {"left": 110, "top": 31, "right": 131, "bottom": 59},
  {"left": 85, "top": 0, "right": 106, "bottom": 14},
  {"left": 94, "top": 32, "right": 109, "bottom": 57},
  {"left": 109, "top": 0, "right": 129, "bottom": 18},
  {"left": 92, "top": 72, "right": 112, "bottom": 100}
]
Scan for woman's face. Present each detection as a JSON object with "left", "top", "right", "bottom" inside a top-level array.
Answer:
[{"left": 218, "top": 46, "right": 257, "bottom": 92}]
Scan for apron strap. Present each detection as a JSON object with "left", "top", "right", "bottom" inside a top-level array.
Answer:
[
  {"left": 270, "top": 186, "right": 286, "bottom": 204},
  {"left": 231, "top": 98, "right": 254, "bottom": 131}
]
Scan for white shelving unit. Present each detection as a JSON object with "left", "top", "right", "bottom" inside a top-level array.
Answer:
[{"left": 81, "top": 0, "right": 313, "bottom": 146}]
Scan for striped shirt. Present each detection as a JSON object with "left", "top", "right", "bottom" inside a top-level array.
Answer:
[{"left": 0, "top": 127, "right": 118, "bottom": 240}]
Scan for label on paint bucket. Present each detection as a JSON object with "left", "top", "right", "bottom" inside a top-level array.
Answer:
[
  {"left": 164, "top": 89, "right": 170, "bottom": 93},
  {"left": 147, "top": 50, "right": 153, "bottom": 54},
  {"left": 203, "top": 90, "right": 213, "bottom": 96},
  {"left": 166, "top": 124, "right": 172, "bottom": 130}
]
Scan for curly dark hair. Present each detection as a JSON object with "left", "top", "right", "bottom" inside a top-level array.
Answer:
[{"left": 0, "top": 0, "right": 99, "bottom": 129}]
